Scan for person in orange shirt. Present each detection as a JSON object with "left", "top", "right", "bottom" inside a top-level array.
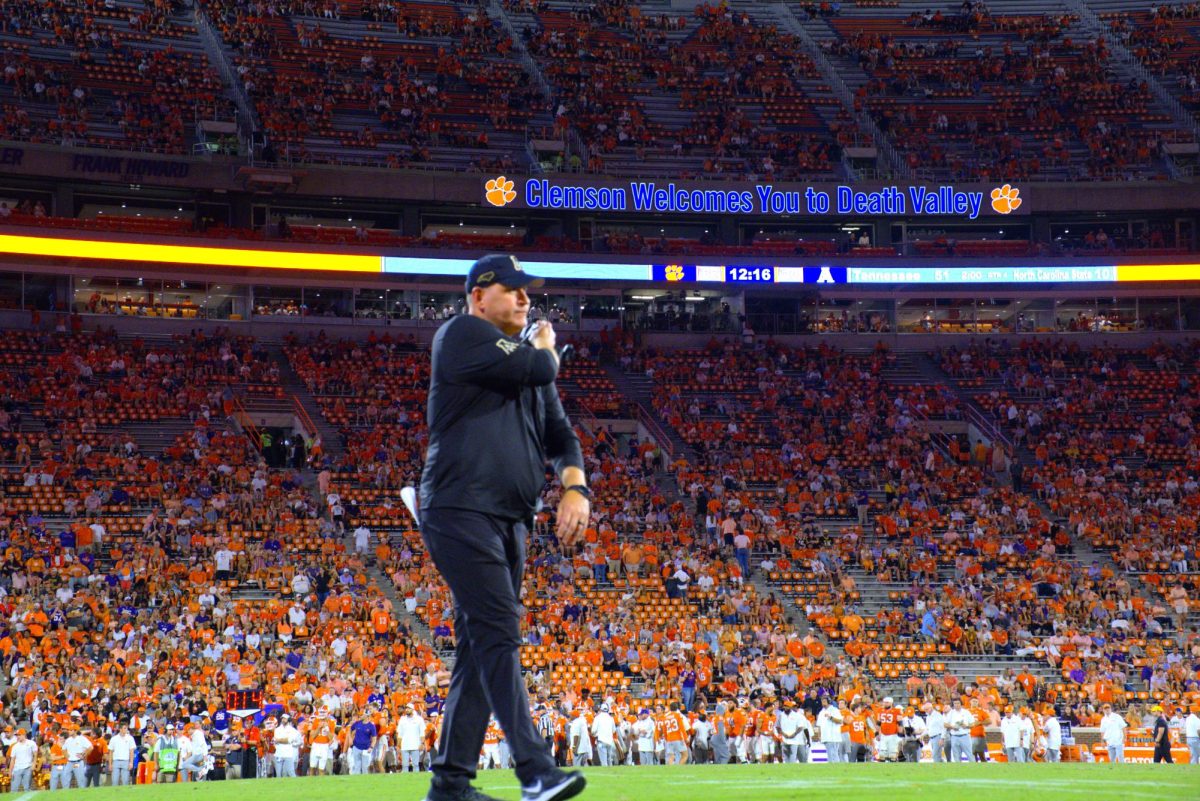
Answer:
[
  {"left": 371, "top": 604, "right": 392, "bottom": 641},
  {"left": 47, "top": 731, "right": 70, "bottom": 790},
  {"left": 847, "top": 702, "right": 872, "bottom": 763},
  {"left": 754, "top": 701, "right": 779, "bottom": 764},
  {"left": 308, "top": 719, "right": 336, "bottom": 776},
  {"left": 875, "top": 697, "right": 901, "bottom": 762},
  {"left": 661, "top": 701, "right": 690, "bottom": 765},
  {"left": 969, "top": 702, "right": 989, "bottom": 762},
  {"left": 482, "top": 720, "right": 504, "bottom": 769}
]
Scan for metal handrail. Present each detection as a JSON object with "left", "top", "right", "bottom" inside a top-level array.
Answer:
[
  {"left": 963, "top": 401, "right": 1013, "bottom": 454},
  {"left": 292, "top": 394, "right": 319, "bottom": 439},
  {"left": 231, "top": 394, "right": 262, "bottom": 452},
  {"left": 577, "top": 400, "right": 600, "bottom": 431},
  {"left": 634, "top": 402, "right": 675, "bottom": 462}
]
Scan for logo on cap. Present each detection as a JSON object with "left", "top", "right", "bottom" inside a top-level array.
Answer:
[{"left": 485, "top": 176, "right": 517, "bottom": 207}]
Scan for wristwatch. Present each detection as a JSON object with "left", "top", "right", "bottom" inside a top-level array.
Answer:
[{"left": 564, "top": 484, "right": 592, "bottom": 500}]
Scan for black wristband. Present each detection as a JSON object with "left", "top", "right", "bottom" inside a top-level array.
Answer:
[{"left": 564, "top": 484, "right": 592, "bottom": 500}]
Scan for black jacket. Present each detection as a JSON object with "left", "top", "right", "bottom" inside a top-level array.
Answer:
[{"left": 420, "top": 315, "right": 583, "bottom": 521}]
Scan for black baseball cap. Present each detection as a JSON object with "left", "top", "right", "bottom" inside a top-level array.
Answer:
[{"left": 465, "top": 254, "right": 544, "bottom": 294}]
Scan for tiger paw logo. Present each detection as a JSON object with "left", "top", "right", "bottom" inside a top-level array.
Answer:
[
  {"left": 485, "top": 176, "right": 516, "bottom": 207},
  {"left": 664, "top": 264, "right": 685, "bottom": 282},
  {"left": 990, "top": 184, "right": 1022, "bottom": 214}
]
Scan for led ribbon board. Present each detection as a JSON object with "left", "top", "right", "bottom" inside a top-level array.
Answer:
[
  {"left": 0, "top": 233, "right": 381, "bottom": 272},
  {"left": 0, "top": 232, "right": 1194, "bottom": 284}
]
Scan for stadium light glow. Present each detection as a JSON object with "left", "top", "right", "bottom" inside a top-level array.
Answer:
[
  {"left": 1116, "top": 264, "right": 1200, "bottom": 282},
  {"left": 0, "top": 231, "right": 1198, "bottom": 285},
  {"left": 0, "top": 233, "right": 381, "bottom": 273}
]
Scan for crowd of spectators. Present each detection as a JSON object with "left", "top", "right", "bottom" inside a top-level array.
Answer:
[
  {"left": 518, "top": 0, "right": 857, "bottom": 179},
  {"left": 936, "top": 339, "right": 1199, "bottom": 695},
  {"left": 822, "top": 5, "right": 1171, "bottom": 181},
  {"left": 1106, "top": 3, "right": 1200, "bottom": 113},
  {"left": 0, "top": 0, "right": 1193, "bottom": 181},
  {"left": 0, "top": 0, "right": 234, "bottom": 153},
  {"left": 0, "top": 326, "right": 1196, "bottom": 791},
  {"left": 198, "top": 0, "right": 538, "bottom": 169}
]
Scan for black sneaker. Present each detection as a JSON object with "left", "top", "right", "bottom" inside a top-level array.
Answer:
[
  {"left": 520, "top": 768, "right": 586, "bottom": 801},
  {"left": 423, "top": 783, "right": 505, "bottom": 801}
]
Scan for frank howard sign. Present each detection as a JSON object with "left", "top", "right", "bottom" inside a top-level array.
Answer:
[{"left": 485, "top": 177, "right": 1024, "bottom": 220}]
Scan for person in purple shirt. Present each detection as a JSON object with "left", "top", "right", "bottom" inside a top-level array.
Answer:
[{"left": 349, "top": 715, "right": 377, "bottom": 775}]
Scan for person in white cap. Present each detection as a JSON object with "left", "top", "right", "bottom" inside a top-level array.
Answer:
[
  {"left": 1099, "top": 703, "right": 1127, "bottom": 763},
  {"left": 633, "top": 710, "right": 657, "bottom": 765},
  {"left": 181, "top": 722, "right": 211, "bottom": 781},
  {"left": 1184, "top": 704, "right": 1200, "bottom": 764},
  {"left": 816, "top": 696, "right": 845, "bottom": 763},
  {"left": 273, "top": 714, "right": 301, "bottom": 777},
  {"left": 590, "top": 704, "right": 617, "bottom": 767},
  {"left": 1043, "top": 713, "right": 1062, "bottom": 762},
  {"left": 569, "top": 708, "right": 593, "bottom": 767},
  {"left": 154, "top": 724, "right": 182, "bottom": 783},
  {"left": 7, "top": 727, "right": 38, "bottom": 792},
  {"left": 398, "top": 705, "right": 426, "bottom": 773},
  {"left": 64, "top": 725, "right": 93, "bottom": 788}
]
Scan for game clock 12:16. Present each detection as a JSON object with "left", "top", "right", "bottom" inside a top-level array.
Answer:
[{"left": 725, "top": 266, "right": 775, "bottom": 283}]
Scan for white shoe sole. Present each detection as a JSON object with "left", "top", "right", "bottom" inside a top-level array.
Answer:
[{"left": 522, "top": 773, "right": 586, "bottom": 801}]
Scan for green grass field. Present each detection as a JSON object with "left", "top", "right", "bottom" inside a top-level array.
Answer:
[{"left": 14, "top": 764, "right": 1199, "bottom": 801}]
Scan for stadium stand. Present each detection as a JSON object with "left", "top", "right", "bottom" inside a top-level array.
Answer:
[
  {"left": 0, "top": 0, "right": 235, "bottom": 154},
  {"left": 1101, "top": 2, "right": 1200, "bottom": 122},
  {"left": 0, "top": 0, "right": 1191, "bottom": 185},
  {"left": 0, "top": 0, "right": 1199, "bottom": 788},
  {"left": 198, "top": 0, "right": 546, "bottom": 170},
  {"left": 814, "top": 1, "right": 1178, "bottom": 181},
  {"left": 508, "top": 0, "right": 861, "bottom": 178},
  {"left": 0, "top": 323, "right": 1196, "bottom": 786}
]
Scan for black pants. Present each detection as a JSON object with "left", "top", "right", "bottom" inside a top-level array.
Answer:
[
  {"left": 422, "top": 508, "right": 555, "bottom": 788},
  {"left": 1154, "top": 743, "right": 1174, "bottom": 763}
]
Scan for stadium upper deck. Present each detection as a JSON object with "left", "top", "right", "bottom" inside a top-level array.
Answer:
[{"left": 0, "top": 0, "right": 1195, "bottom": 181}]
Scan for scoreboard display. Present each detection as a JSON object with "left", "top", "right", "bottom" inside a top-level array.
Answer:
[{"left": 0, "top": 231, "right": 1180, "bottom": 286}]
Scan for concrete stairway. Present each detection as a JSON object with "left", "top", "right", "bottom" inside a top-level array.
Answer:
[
  {"left": 597, "top": 357, "right": 698, "bottom": 463},
  {"left": 842, "top": 562, "right": 1062, "bottom": 698},
  {"left": 769, "top": 1, "right": 907, "bottom": 178},
  {"left": 270, "top": 347, "right": 346, "bottom": 461},
  {"left": 268, "top": 349, "right": 437, "bottom": 654},
  {"left": 103, "top": 418, "right": 196, "bottom": 458},
  {"left": 922, "top": 348, "right": 1179, "bottom": 671},
  {"left": 749, "top": 570, "right": 814, "bottom": 637},
  {"left": 888, "top": 352, "right": 953, "bottom": 386}
]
